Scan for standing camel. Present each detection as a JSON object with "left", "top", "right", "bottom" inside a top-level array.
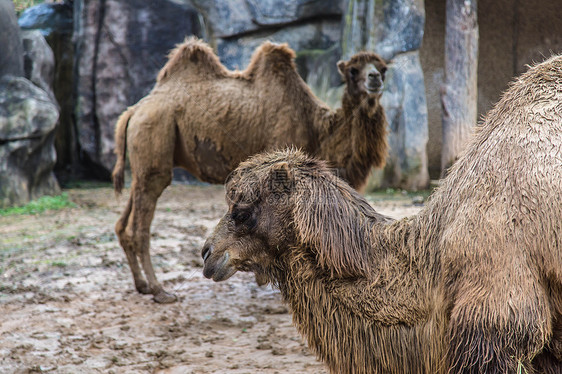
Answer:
[{"left": 112, "top": 38, "right": 388, "bottom": 302}]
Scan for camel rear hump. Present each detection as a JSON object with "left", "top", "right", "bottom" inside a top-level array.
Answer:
[
  {"left": 241, "top": 41, "right": 297, "bottom": 79},
  {"left": 157, "top": 37, "right": 229, "bottom": 83}
]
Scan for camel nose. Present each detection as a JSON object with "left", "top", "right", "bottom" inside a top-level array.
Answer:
[
  {"left": 202, "top": 243, "right": 213, "bottom": 261},
  {"left": 368, "top": 70, "right": 381, "bottom": 83}
]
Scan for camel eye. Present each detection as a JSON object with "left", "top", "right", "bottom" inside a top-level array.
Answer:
[
  {"left": 231, "top": 209, "right": 255, "bottom": 229},
  {"left": 349, "top": 67, "right": 359, "bottom": 77}
]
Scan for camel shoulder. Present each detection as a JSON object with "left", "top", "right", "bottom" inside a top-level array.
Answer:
[{"left": 157, "top": 37, "right": 228, "bottom": 82}]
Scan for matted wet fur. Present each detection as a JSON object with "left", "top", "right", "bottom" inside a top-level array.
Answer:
[
  {"left": 112, "top": 38, "right": 387, "bottom": 302},
  {"left": 202, "top": 55, "right": 562, "bottom": 373}
]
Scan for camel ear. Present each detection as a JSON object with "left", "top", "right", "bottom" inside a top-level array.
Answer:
[
  {"left": 292, "top": 177, "right": 370, "bottom": 278},
  {"left": 337, "top": 60, "right": 347, "bottom": 77}
]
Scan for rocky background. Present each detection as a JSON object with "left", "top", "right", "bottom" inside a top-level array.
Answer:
[
  {"left": 0, "top": 0, "right": 430, "bottom": 209},
  {"left": 3, "top": 0, "right": 560, "bottom": 206}
]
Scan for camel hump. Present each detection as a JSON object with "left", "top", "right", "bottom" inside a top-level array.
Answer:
[
  {"left": 157, "top": 37, "right": 228, "bottom": 82},
  {"left": 243, "top": 41, "right": 297, "bottom": 78}
]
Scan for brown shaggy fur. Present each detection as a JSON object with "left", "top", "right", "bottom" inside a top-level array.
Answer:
[
  {"left": 202, "top": 55, "right": 562, "bottom": 373},
  {"left": 112, "top": 37, "right": 388, "bottom": 302}
]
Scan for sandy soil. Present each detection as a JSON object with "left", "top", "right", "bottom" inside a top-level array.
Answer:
[{"left": 0, "top": 184, "right": 423, "bottom": 374}]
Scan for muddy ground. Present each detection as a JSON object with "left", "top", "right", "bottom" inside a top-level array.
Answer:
[{"left": 0, "top": 183, "right": 423, "bottom": 374}]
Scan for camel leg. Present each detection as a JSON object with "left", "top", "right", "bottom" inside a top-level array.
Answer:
[
  {"left": 115, "top": 197, "right": 150, "bottom": 294},
  {"left": 128, "top": 171, "right": 175, "bottom": 303}
]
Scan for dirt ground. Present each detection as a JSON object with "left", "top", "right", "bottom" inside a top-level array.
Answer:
[{"left": 0, "top": 183, "right": 423, "bottom": 374}]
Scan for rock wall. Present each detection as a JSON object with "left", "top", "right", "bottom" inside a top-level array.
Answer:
[
  {"left": 16, "top": 0, "right": 431, "bottom": 190},
  {"left": 73, "top": 0, "right": 203, "bottom": 177}
]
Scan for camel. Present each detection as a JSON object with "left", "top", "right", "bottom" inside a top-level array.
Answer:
[
  {"left": 202, "top": 55, "right": 562, "bottom": 373},
  {"left": 112, "top": 37, "right": 388, "bottom": 303}
]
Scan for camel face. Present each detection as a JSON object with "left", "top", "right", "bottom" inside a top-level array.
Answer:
[
  {"left": 202, "top": 162, "right": 297, "bottom": 282},
  {"left": 338, "top": 53, "right": 387, "bottom": 98},
  {"left": 364, "top": 63, "right": 384, "bottom": 93}
]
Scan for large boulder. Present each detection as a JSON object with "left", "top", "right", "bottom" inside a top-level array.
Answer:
[
  {"left": 0, "top": 76, "right": 60, "bottom": 208},
  {"left": 21, "top": 30, "right": 56, "bottom": 103},
  {"left": 0, "top": 0, "right": 24, "bottom": 77},
  {"left": 74, "top": 0, "right": 203, "bottom": 176},
  {"left": 19, "top": 1, "right": 76, "bottom": 180}
]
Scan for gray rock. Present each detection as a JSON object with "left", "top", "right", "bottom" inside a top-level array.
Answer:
[
  {"left": 19, "top": 1, "right": 77, "bottom": 179},
  {"left": 217, "top": 19, "right": 341, "bottom": 70},
  {"left": 21, "top": 30, "right": 56, "bottom": 104},
  {"left": 192, "top": 0, "right": 254, "bottom": 38},
  {"left": 368, "top": 52, "right": 429, "bottom": 191},
  {"left": 295, "top": 45, "right": 344, "bottom": 108},
  {"left": 192, "top": 0, "right": 342, "bottom": 38},
  {"left": 341, "top": 0, "right": 424, "bottom": 61},
  {"left": 74, "top": 0, "right": 203, "bottom": 175},
  {"left": 0, "top": 76, "right": 60, "bottom": 208},
  {"left": 0, "top": 0, "right": 24, "bottom": 77},
  {"left": 18, "top": 1, "right": 73, "bottom": 37},
  {"left": 368, "top": 0, "right": 425, "bottom": 61},
  {"left": 246, "top": 0, "right": 342, "bottom": 26}
]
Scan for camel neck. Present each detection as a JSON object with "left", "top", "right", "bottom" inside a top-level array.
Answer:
[
  {"left": 315, "top": 93, "right": 387, "bottom": 189},
  {"left": 272, "top": 218, "right": 445, "bottom": 373}
]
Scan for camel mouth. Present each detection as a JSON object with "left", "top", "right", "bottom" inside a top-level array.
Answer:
[
  {"left": 366, "top": 82, "right": 383, "bottom": 94},
  {"left": 203, "top": 252, "right": 238, "bottom": 282}
]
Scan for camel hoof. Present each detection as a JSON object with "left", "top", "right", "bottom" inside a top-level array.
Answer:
[
  {"left": 153, "top": 290, "right": 177, "bottom": 304},
  {"left": 135, "top": 281, "right": 151, "bottom": 295}
]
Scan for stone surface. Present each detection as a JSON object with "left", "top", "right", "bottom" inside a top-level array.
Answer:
[
  {"left": 192, "top": 0, "right": 342, "bottom": 38},
  {"left": 19, "top": 1, "right": 77, "bottom": 180},
  {"left": 342, "top": 0, "right": 424, "bottom": 60},
  {"left": 0, "top": 76, "right": 60, "bottom": 208},
  {"left": 74, "top": 0, "right": 203, "bottom": 175},
  {"left": 0, "top": 0, "right": 24, "bottom": 77},
  {"left": 368, "top": 52, "right": 429, "bottom": 190},
  {"left": 368, "top": 0, "right": 425, "bottom": 61},
  {"left": 217, "top": 20, "right": 341, "bottom": 70},
  {"left": 21, "top": 30, "right": 56, "bottom": 103},
  {"left": 18, "top": 1, "right": 74, "bottom": 37}
]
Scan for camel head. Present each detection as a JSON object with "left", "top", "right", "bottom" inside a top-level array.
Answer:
[
  {"left": 202, "top": 149, "right": 380, "bottom": 284},
  {"left": 338, "top": 52, "right": 387, "bottom": 98}
]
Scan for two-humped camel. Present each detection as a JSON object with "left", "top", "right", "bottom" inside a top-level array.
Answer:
[{"left": 112, "top": 38, "right": 388, "bottom": 302}]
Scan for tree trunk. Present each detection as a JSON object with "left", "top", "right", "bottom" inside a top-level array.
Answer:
[{"left": 441, "top": 0, "right": 478, "bottom": 175}]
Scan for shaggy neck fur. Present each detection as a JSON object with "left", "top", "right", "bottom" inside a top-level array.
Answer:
[
  {"left": 316, "top": 92, "right": 387, "bottom": 190},
  {"left": 266, "top": 207, "right": 447, "bottom": 374}
]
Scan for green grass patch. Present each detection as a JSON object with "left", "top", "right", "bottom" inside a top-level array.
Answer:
[{"left": 0, "top": 193, "right": 76, "bottom": 216}]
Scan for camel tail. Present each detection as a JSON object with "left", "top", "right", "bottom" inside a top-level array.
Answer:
[{"left": 112, "top": 107, "right": 134, "bottom": 195}]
